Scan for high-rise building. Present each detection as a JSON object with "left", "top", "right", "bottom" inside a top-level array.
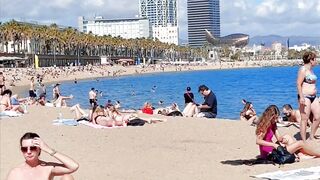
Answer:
[
  {"left": 139, "top": 0, "right": 179, "bottom": 45},
  {"left": 78, "top": 16, "right": 151, "bottom": 39},
  {"left": 187, "top": 0, "right": 220, "bottom": 47}
]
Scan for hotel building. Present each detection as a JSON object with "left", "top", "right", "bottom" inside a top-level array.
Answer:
[
  {"left": 78, "top": 16, "right": 151, "bottom": 39},
  {"left": 139, "top": 0, "right": 179, "bottom": 45},
  {"left": 187, "top": 0, "right": 220, "bottom": 47}
]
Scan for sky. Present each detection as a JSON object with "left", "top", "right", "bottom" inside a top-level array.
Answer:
[{"left": 1, "top": 0, "right": 320, "bottom": 40}]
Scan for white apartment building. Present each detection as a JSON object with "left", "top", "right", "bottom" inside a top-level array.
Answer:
[
  {"left": 139, "top": 0, "right": 179, "bottom": 45},
  {"left": 78, "top": 16, "right": 151, "bottom": 39},
  {"left": 152, "top": 24, "right": 178, "bottom": 45},
  {"left": 271, "top": 42, "right": 282, "bottom": 55}
]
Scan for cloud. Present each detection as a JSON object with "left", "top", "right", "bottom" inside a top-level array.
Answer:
[{"left": 1, "top": 0, "right": 319, "bottom": 41}]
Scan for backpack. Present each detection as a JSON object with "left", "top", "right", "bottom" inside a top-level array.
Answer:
[
  {"left": 127, "top": 118, "right": 146, "bottom": 126},
  {"left": 267, "top": 146, "right": 296, "bottom": 164}
]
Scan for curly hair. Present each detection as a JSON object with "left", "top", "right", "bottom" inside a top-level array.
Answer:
[
  {"left": 255, "top": 105, "right": 280, "bottom": 136},
  {"left": 302, "top": 51, "right": 316, "bottom": 64}
]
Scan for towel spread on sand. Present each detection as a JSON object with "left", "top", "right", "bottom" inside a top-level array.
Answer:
[
  {"left": 52, "top": 119, "right": 79, "bottom": 126},
  {"left": 78, "top": 120, "right": 122, "bottom": 129},
  {"left": 253, "top": 166, "right": 320, "bottom": 180},
  {"left": 0, "top": 111, "right": 23, "bottom": 118}
]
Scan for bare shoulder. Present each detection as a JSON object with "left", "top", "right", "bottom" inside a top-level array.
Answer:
[{"left": 6, "top": 164, "right": 25, "bottom": 179}]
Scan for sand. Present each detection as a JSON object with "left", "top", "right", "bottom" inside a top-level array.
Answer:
[
  {"left": 1, "top": 106, "right": 320, "bottom": 180},
  {"left": 1, "top": 60, "right": 320, "bottom": 180}
]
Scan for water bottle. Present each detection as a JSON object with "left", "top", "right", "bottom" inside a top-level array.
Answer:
[{"left": 58, "top": 112, "right": 63, "bottom": 123}]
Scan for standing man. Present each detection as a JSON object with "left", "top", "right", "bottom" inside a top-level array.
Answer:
[
  {"left": 197, "top": 85, "right": 217, "bottom": 118},
  {"left": 6, "top": 132, "right": 79, "bottom": 180},
  {"left": 52, "top": 83, "right": 61, "bottom": 101},
  {"left": 29, "top": 77, "right": 37, "bottom": 102},
  {"left": 89, "top": 88, "right": 97, "bottom": 107},
  {"left": 0, "top": 72, "right": 6, "bottom": 94}
]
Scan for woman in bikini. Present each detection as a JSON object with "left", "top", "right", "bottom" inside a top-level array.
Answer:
[
  {"left": 240, "top": 99, "right": 259, "bottom": 125},
  {"left": 91, "top": 106, "right": 114, "bottom": 127},
  {"left": 256, "top": 105, "right": 320, "bottom": 161},
  {"left": 297, "top": 51, "right": 320, "bottom": 141},
  {"left": 106, "top": 105, "right": 129, "bottom": 126}
]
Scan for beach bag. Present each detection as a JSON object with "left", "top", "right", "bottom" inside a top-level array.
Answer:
[
  {"left": 127, "top": 118, "right": 146, "bottom": 126},
  {"left": 167, "top": 111, "right": 183, "bottom": 117},
  {"left": 267, "top": 146, "right": 295, "bottom": 164}
]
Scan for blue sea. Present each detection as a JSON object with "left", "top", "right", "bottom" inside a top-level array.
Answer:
[{"left": 41, "top": 66, "right": 320, "bottom": 120}]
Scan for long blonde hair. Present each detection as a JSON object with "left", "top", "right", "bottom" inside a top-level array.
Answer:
[{"left": 255, "top": 105, "right": 280, "bottom": 136}]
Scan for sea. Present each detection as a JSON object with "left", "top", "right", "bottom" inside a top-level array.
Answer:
[{"left": 38, "top": 66, "right": 320, "bottom": 120}]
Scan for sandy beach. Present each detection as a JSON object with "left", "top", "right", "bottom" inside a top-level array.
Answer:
[
  {"left": 1, "top": 60, "right": 320, "bottom": 180},
  {"left": 1, "top": 106, "right": 320, "bottom": 180}
]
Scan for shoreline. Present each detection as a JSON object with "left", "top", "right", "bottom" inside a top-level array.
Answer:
[{"left": 7, "top": 59, "right": 302, "bottom": 96}]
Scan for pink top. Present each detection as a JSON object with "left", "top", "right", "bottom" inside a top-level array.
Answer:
[{"left": 259, "top": 124, "right": 276, "bottom": 159}]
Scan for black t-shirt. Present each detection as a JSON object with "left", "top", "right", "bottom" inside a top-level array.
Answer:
[
  {"left": 201, "top": 91, "right": 217, "bottom": 115},
  {"left": 184, "top": 92, "right": 194, "bottom": 104}
]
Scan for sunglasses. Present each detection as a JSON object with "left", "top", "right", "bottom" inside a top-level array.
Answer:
[{"left": 20, "top": 146, "right": 38, "bottom": 152}]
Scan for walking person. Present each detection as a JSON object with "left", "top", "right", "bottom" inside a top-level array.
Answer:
[{"left": 296, "top": 51, "right": 320, "bottom": 141}]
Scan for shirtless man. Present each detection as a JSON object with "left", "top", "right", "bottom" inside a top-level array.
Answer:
[
  {"left": 282, "top": 104, "right": 302, "bottom": 124},
  {"left": 0, "top": 72, "right": 6, "bottom": 94},
  {"left": 6, "top": 132, "right": 79, "bottom": 180}
]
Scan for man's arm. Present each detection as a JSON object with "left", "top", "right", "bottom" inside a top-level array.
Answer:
[{"left": 32, "top": 138, "right": 79, "bottom": 176}]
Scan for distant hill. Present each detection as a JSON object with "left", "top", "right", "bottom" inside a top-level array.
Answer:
[{"left": 249, "top": 35, "right": 320, "bottom": 47}]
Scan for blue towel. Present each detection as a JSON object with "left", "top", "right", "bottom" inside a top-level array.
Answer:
[{"left": 52, "top": 119, "right": 79, "bottom": 126}]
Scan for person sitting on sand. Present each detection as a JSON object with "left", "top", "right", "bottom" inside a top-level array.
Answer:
[
  {"left": 182, "top": 85, "right": 217, "bottom": 118},
  {"left": 184, "top": 87, "right": 194, "bottom": 106},
  {"left": 141, "top": 102, "right": 154, "bottom": 115},
  {"left": 240, "top": 99, "right": 259, "bottom": 125},
  {"left": 0, "top": 89, "right": 25, "bottom": 114},
  {"left": 255, "top": 105, "right": 320, "bottom": 161},
  {"left": 6, "top": 132, "right": 79, "bottom": 180}
]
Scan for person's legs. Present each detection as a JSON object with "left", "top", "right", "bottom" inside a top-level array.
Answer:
[
  {"left": 182, "top": 103, "right": 197, "bottom": 117},
  {"left": 286, "top": 140, "right": 320, "bottom": 157},
  {"left": 299, "top": 98, "right": 312, "bottom": 141},
  {"left": 310, "top": 100, "right": 320, "bottom": 139}
]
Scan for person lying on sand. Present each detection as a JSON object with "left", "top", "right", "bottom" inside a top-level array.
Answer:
[
  {"left": 6, "top": 132, "right": 79, "bottom": 180},
  {"left": 71, "top": 104, "right": 166, "bottom": 127}
]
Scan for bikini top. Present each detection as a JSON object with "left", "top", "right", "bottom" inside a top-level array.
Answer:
[
  {"left": 302, "top": 66, "right": 317, "bottom": 84},
  {"left": 304, "top": 73, "right": 317, "bottom": 84}
]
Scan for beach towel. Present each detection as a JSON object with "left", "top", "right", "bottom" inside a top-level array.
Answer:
[
  {"left": 52, "top": 119, "right": 79, "bottom": 126},
  {"left": 252, "top": 166, "right": 320, "bottom": 180},
  {"left": 78, "top": 120, "right": 123, "bottom": 129},
  {"left": 0, "top": 111, "right": 23, "bottom": 118}
]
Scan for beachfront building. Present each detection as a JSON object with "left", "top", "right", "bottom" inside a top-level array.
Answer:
[
  {"left": 187, "top": 0, "right": 220, "bottom": 47},
  {"left": 139, "top": 0, "right": 179, "bottom": 45},
  {"left": 78, "top": 16, "right": 151, "bottom": 39},
  {"left": 271, "top": 42, "right": 282, "bottom": 56}
]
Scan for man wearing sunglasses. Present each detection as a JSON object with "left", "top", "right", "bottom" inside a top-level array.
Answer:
[{"left": 6, "top": 132, "right": 79, "bottom": 180}]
